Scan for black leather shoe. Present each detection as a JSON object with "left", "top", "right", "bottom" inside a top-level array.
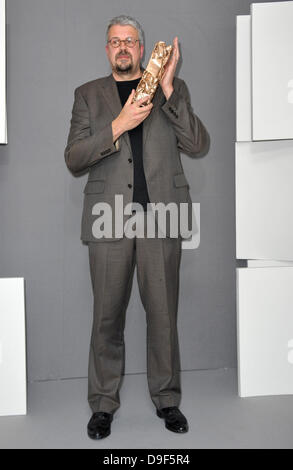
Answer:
[
  {"left": 156, "top": 406, "right": 189, "bottom": 433},
  {"left": 87, "top": 411, "right": 113, "bottom": 440}
]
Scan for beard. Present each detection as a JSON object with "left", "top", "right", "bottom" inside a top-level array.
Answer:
[{"left": 114, "top": 53, "right": 134, "bottom": 74}]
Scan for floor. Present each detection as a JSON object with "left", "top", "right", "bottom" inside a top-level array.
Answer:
[{"left": 0, "top": 368, "right": 293, "bottom": 449}]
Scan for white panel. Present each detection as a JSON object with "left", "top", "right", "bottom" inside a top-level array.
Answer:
[
  {"left": 236, "top": 15, "right": 251, "bottom": 142},
  {"left": 235, "top": 140, "right": 293, "bottom": 260},
  {"left": 251, "top": 1, "right": 293, "bottom": 140},
  {"left": 0, "top": 0, "right": 6, "bottom": 144},
  {"left": 237, "top": 266, "right": 293, "bottom": 397},
  {"left": 0, "top": 278, "right": 27, "bottom": 416},
  {"left": 247, "top": 260, "right": 293, "bottom": 268}
]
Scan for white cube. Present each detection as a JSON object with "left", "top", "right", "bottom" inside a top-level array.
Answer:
[
  {"left": 237, "top": 266, "right": 293, "bottom": 397},
  {"left": 0, "top": 278, "right": 27, "bottom": 416}
]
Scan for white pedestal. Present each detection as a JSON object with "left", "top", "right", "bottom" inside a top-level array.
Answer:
[
  {"left": 0, "top": 278, "right": 27, "bottom": 416},
  {"left": 251, "top": 1, "right": 293, "bottom": 141},
  {"left": 237, "top": 267, "right": 293, "bottom": 397}
]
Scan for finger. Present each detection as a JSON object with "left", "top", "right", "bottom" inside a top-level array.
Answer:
[
  {"left": 137, "top": 102, "right": 153, "bottom": 112},
  {"left": 127, "top": 89, "right": 136, "bottom": 103},
  {"left": 175, "top": 41, "right": 179, "bottom": 57},
  {"left": 172, "top": 37, "right": 178, "bottom": 54},
  {"left": 171, "top": 47, "right": 177, "bottom": 61},
  {"left": 139, "top": 109, "right": 153, "bottom": 121},
  {"left": 136, "top": 94, "right": 151, "bottom": 106},
  {"left": 136, "top": 99, "right": 150, "bottom": 109},
  {"left": 136, "top": 108, "right": 153, "bottom": 120}
]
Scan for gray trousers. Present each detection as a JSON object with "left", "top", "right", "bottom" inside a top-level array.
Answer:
[{"left": 87, "top": 211, "right": 182, "bottom": 414}]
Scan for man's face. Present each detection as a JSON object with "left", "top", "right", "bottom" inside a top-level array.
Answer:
[{"left": 105, "top": 24, "right": 144, "bottom": 76}]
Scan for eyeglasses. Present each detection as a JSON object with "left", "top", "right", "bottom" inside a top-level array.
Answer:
[{"left": 107, "top": 37, "right": 139, "bottom": 48}]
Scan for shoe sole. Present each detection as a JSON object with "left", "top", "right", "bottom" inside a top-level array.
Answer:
[{"left": 87, "top": 429, "right": 111, "bottom": 440}]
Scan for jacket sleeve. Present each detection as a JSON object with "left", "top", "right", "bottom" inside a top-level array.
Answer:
[
  {"left": 161, "top": 79, "right": 207, "bottom": 157},
  {"left": 64, "top": 87, "right": 120, "bottom": 175}
]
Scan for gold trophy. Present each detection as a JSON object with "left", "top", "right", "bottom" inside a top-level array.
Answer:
[{"left": 132, "top": 41, "right": 173, "bottom": 105}]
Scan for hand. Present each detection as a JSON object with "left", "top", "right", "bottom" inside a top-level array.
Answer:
[
  {"left": 160, "top": 36, "right": 180, "bottom": 99},
  {"left": 115, "top": 89, "right": 153, "bottom": 133}
]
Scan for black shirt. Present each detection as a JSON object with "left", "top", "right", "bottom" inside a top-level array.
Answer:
[{"left": 115, "top": 77, "right": 150, "bottom": 211}]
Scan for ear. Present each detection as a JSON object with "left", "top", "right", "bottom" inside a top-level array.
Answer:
[{"left": 140, "top": 43, "right": 144, "bottom": 59}]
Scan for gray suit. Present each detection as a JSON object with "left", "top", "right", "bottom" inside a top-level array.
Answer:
[
  {"left": 64, "top": 69, "right": 207, "bottom": 414},
  {"left": 65, "top": 69, "right": 207, "bottom": 241}
]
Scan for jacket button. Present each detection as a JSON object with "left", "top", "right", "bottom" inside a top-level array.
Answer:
[
  {"left": 128, "top": 158, "right": 133, "bottom": 163},
  {"left": 128, "top": 184, "right": 132, "bottom": 188}
]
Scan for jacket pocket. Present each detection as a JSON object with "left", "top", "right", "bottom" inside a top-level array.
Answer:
[
  {"left": 173, "top": 173, "right": 190, "bottom": 189},
  {"left": 83, "top": 179, "right": 105, "bottom": 194}
]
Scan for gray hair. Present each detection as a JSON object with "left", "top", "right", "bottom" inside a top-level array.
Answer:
[{"left": 106, "top": 15, "right": 144, "bottom": 47}]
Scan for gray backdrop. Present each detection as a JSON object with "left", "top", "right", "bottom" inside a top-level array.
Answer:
[{"left": 0, "top": 0, "right": 264, "bottom": 382}]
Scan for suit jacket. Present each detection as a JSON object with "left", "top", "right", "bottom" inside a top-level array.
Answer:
[{"left": 64, "top": 68, "right": 207, "bottom": 242}]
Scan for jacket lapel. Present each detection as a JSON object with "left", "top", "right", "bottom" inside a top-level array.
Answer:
[{"left": 101, "top": 73, "right": 132, "bottom": 153}]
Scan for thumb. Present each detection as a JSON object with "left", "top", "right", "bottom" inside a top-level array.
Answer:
[{"left": 127, "top": 89, "right": 136, "bottom": 103}]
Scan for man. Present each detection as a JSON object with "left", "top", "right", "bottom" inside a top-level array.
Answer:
[{"left": 64, "top": 15, "right": 207, "bottom": 440}]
